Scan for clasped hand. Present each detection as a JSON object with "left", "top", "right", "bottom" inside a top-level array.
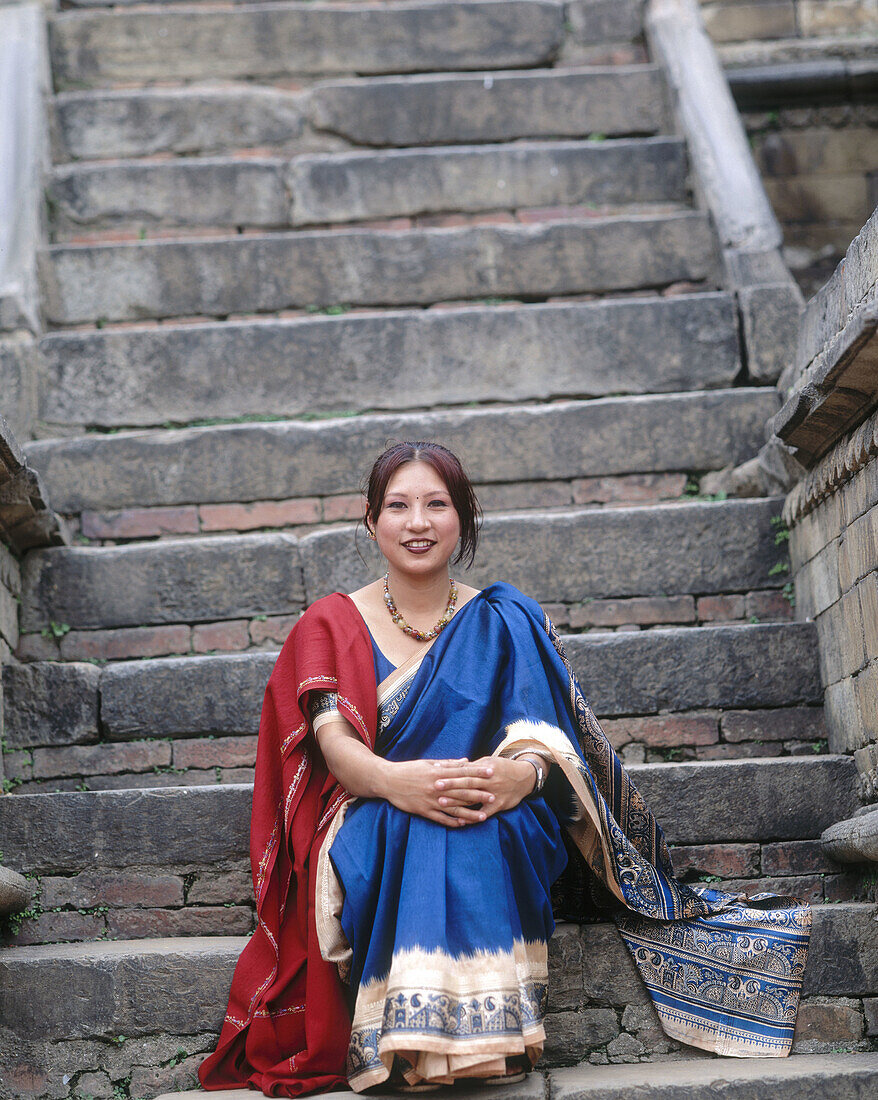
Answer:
[{"left": 380, "top": 756, "right": 536, "bottom": 828}]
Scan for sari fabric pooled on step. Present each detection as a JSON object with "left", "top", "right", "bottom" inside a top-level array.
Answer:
[{"left": 199, "top": 582, "right": 811, "bottom": 1097}]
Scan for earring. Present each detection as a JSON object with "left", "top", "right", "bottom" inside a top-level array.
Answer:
[{"left": 366, "top": 529, "right": 377, "bottom": 542}]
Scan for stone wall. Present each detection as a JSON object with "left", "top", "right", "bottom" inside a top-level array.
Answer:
[
  {"left": 775, "top": 205, "right": 878, "bottom": 800},
  {"left": 701, "top": 0, "right": 878, "bottom": 44},
  {"left": 698, "top": 0, "right": 878, "bottom": 294}
]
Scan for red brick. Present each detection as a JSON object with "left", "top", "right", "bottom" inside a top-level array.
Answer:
[
  {"left": 722, "top": 707, "right": 827, "bottom": 743},
  {"left": 40, "top": 871, "right": 184, "bottom": 909},
  {"left": 106, "top": 905, "right": 254, "bottom": 939},
  {"left": 696, "top": 742, "right": 785, "bottom": 760},
  {"left": 478, "top": 481, "right": 572, "bottom": 511},
  {"left": 81, "top": 506, "right": 199, "bottom": 540},
  {"left": 323, "top": 493, "right": 364, "bottom": 522},
  {"left": 572, "top": 473, "right": 686, "bottom": 505},
  {"left": 192, "top": 619, "right": 250, "bottom": 653},
  {"left": 15, "top": 633, "right": 59, "bottom": 661},
  {"left": 599, "top": 713, "right": 718, "bottom": 749},
  {"left": 569, "top": 595, "right": 695, "bottom": 629},
  {"left": 764, "top": 840, "right": 839, "bottom": 878},
  {"left": 199, "top": 498, "right": 321, "bottom": 532},
  {"left": 249, "top": 612, "right": 300, "bottom": 646},
  {"left": 217, "top": 766, "right": 256, "bottom": 784},
  {"left": 669, "top": 843, "right": 760, "bottom": 879},
  {"left": 661, "top": 281, "right": 705, "bottom": 297},
  {"left": 4, "top": 910, "right": 104, "bottom": 946},
  {"left": 173, "top": 734, "right": 257, "bottom": 770},
  {"left": 794, "top": 1000, "right": 864, "bottom": 1043},
  {"left": 351, "top": 216, "right": 412, "bottom": 230},
  {"left": 517, "top": 204, "right": 604, "bottom": 223},
  {"left": 541, "top": 603, "right": 570, "bottom": 628},
  {"left": 696, "top": 594, "right": 745, "bottom": 621},
  {"left": 188, "top": 869, "right": 254, "bottom": 905},
  {"left": 31, "top": 739, "right": 172, "bottom": 779},
  {"left": 745, "top": 589, "right": 794, "bottom": 620},
  {"left": 60, "top": 624, "right": 190, "bottom": 661}
]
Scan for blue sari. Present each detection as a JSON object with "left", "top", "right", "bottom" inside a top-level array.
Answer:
[{"left": 314, "top": 584, "right": 810, "bottom": 1090}]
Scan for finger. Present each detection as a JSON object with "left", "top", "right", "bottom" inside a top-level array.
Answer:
[
  {"left": 446, "top": 805, "right": 487, "bottom": 823},
  {"left": 438, "top": 789, "right": 495, "bottom": 805},
  {"left": 434, "top": 769, "right": 494, "bottom": 789}
]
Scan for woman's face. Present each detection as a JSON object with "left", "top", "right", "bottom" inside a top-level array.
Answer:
[{"left": 373, "top": 460, "right": 461, "bottom": 576}]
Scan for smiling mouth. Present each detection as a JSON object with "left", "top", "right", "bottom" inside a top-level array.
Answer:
[{"left": 403, "top": 540, "right": 436, "bottom": 549}]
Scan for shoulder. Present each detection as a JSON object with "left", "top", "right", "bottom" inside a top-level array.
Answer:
[
  {"left": 477, "top": 581, "right": 547, "bottom": 624},
  {"left": 286, "top": 593, "right": 360, "bottom": 646}
]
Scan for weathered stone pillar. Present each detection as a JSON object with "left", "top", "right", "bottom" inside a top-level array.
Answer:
[{"left": 767, "top": 204, "right": 878, "bottom": 857}]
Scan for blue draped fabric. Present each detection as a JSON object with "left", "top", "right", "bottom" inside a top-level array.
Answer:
[{"left": 320, "top": 583, "right": 810, "bottom": 1088}]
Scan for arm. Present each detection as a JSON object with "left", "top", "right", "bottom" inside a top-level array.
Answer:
[{"left": 314, "top": 714, "right": 508, "bottom": 828}]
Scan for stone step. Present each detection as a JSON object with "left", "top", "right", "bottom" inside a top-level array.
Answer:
[
  {"left": 49, "top": 1, "right": 565, "bottom": 89},
  {"left": 19, "top": 498, "right": 787, "bottom": 633},
  {"left": 51, "top": 67, "right": 670, "bottom": 161},
  {"left": 307, "top": 66, "right": 668, "bottom": 148},
  {"left": 40, "top": 211, "right": 719, "bottom": 325},
  {"left": 0, "top": 757, "right": 860, "bottom": 877},
  {"left": 36, "top": 292, "right": 737, "bottom": 430},
  {"left": 1, "top": 906, "right": 874, "bottom": 1047},
  {"left": 154, "top": 1056, "right": 878, "bottom": 1100},
  {"left": 48, "top": 138, "right": 689, "bottom": 234},
  {"left": 26, "top": 389, "right": 775, "bottom": 514},
  {"left": 2, "top": 622, "right": 823, "bottom": 748}
]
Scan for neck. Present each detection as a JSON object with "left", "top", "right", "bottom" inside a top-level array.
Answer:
[{"left": 385, "top": 567, "right": 452, "bottom": 618}]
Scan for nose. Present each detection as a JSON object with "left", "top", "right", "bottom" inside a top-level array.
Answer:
[{"left": 406, "top": 503, "right": 430, "bottom": 530}]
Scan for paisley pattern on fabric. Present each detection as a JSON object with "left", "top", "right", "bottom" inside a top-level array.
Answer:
[{"left": 617, "top": 893, "right": 811, "bottom": 1056}]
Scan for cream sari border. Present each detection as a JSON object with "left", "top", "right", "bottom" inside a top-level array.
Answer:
[
  {"left": 494, "top": 718, "right": 627, "bottom": 907},
  {"left": 315, "top": 797, "right": 355, "bottom": 979}
]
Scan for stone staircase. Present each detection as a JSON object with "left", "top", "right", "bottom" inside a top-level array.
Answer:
[{"left": 1, "top": 0, "right": 876, "bottom": 1097}]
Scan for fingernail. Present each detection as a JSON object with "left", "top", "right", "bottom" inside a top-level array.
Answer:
[
  {"left": 478, "top": 813, "right": 486, "bottom": 821},
  {"left": 439, "top": 798, "right": 447, "bottom": 805},
  {"left": 488, "top": 795, "right": 495, "bottom": 802}
]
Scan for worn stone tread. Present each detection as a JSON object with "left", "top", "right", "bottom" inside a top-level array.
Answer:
[
  {"left": 36, "top": 293, "right": 740, "bottom": 429},
  {"left": 549, "top": 1053, "right": 878, "bottom": 1099},
  {"left": 25, "top": 388, "right": 776, "bottom": 513},
  {"left": 40, "top": 212, "right": 719, "bottom": 324},
  {"left": 2, "top": 905, "right": 875, "bottom": 1041},
  {"left": 49, "top": 0, "right": 565, "bottom": 89},
  {"left": 20, "top": 499, "right": 784, "bottom": 631},
  {"left": 0, "top": 757, "right": 857, "bottom": 876},
  {"left": 49, "top": 139, "right": 689, "bottom": 231},
  {"left": 307, "top": 65, "right": 668, "bottom": 147}
]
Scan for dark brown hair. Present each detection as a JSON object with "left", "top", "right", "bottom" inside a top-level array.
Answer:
[{"left": 363, "top": 442, "right": 482, "bottom": 567}]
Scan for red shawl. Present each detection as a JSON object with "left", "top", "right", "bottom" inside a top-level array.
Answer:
[{"left": 198, "top": 593, "right": 376, "bottom": 1095}]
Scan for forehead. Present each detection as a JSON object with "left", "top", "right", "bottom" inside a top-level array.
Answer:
[{"left": 384, "top": 460, "right": 450, "bottom": 497}]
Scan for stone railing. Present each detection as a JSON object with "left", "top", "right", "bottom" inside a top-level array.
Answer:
[
  {"left": 0, "top": 1, "right": 60, "bottom": 917},
  {"left": 0, "top": 0, "right": 50, "bottom": 442},
  {"left": 646, "top": 0, "right": 804, "bottom": 387},
  {"left": 774, "top": 205, "right": 878, "bottom": 863}
]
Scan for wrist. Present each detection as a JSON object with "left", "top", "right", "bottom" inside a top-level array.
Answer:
[{"left": 369, "top": 755, "right": 394, "bottom": 799}]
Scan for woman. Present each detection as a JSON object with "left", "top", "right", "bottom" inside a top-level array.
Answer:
[{"left": 198, "top": 442, "right": 811, "bottom": 1097}]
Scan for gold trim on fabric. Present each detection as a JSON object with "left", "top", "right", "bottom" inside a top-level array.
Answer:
[
  {"left": 347, "top": 941, "right": 547, "bottom": 1092},
  {"left": 315, "top": 797, "right": 355, "bottom": 981},
  {"left": 377, "top": 646, "right": 429, "bottom": 704}
]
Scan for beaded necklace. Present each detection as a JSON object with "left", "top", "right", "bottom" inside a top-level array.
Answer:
[{"left": 383, "top": 572, "right": 458, "bottom": 642}]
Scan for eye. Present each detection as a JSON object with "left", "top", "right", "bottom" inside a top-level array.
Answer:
[
  {"left": 428, "top": 500, "right": 449, "bottom": 507},
  {"left": 386, "top": 501, "right": 406, "bottom": 510}
]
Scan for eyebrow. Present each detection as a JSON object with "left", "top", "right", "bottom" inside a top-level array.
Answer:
[{"left": 384, "top": 489, "right": 451, "bottom": 499}]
